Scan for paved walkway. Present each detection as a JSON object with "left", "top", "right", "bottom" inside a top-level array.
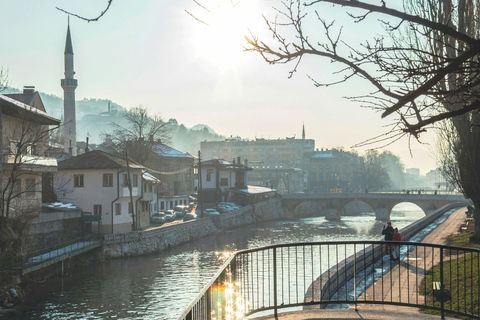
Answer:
[{"left": 252, "top": 207, "right": 467, "bottom": 320}]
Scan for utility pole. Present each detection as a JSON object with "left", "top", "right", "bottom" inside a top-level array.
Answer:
[
  {"left": 125, "top": 149, "right": 136, "bottom": 231},
  {"left": 198, "top": 150, "right": 203, "bottom": 218}
]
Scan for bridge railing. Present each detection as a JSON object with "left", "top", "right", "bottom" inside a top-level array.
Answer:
[
  {"left": 177, "top": 241, "right": 480, "bottom": 320},
  {"left": 0, "top": 234, "right": 102, "bottom": 270}
]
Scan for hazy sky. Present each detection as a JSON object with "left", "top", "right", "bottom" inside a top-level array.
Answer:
[{"left": 1, "top": 0, "right": 438, "bottom": 174}]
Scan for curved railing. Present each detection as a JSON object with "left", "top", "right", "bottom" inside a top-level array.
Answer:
[{"left": 177, "top": 241, "right": 480, "bottom": 320}]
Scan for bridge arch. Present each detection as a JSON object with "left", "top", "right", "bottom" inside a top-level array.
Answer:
[
  {"left": 391, "top": 202, "right": 425, "bottom": 218},
  {"left": 282, "top": 193, "right": 466, "bottom": 221}
]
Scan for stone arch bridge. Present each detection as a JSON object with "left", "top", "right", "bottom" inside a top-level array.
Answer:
[{"left": 282, "top": 192, "right": 468, "bottom": 221}]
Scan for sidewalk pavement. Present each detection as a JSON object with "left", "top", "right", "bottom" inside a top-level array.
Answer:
[{"left": 253, "top": 207, "right": 467, "bottom": 320}]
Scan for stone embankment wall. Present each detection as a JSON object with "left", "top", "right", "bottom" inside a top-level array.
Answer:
[
  {"left": 312, "top": 201, "right": 471, "bottom": 304},
  {"left": 28, "top": 211, "right": 83, "bottom": 250},
  {"left": 103, "top": 198, "right": 284, "bottom": 258}
]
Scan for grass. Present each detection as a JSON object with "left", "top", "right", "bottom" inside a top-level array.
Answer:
[{"left": 421, "top": 221, "right": 480, "bottom": 319}]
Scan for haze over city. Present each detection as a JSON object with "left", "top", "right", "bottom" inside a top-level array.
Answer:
[{"left": 1, "top": 0, "right": 437, "bottom": 173}]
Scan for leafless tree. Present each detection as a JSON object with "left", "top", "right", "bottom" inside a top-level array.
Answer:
[
  {"left": 56, "top": 1, "right": 113, "bottom": 22},
  {"left": 0, "top": 67, "right": 9, "bottom": 92},
  {"left": 0, "top": 107, "right": 60, "bottom": 265},
  {"left": 236, "top": 0, "right": 480, "bottom": 239},
  {"left": 100, "top": 106, "right": 171, "bottom": 165}
]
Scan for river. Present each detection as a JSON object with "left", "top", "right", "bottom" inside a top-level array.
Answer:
[{"left": 11, "top": 204, "right": 424, "bottom": 320}]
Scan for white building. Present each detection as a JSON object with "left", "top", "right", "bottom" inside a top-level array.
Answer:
[{"left": 56, "top": 150, "right": 160, "bottom": 233}]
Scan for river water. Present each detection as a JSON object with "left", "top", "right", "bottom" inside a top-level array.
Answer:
[{"left": 12, "top": 204, "right": 424, "bottom": 320}]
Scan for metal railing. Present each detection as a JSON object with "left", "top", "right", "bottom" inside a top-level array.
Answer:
[
  {"left": 0, "top": 234, "right": 102, "bottom": 270},
  {"left": 177, "top": 241, "right": 480, "bottom": 320}
]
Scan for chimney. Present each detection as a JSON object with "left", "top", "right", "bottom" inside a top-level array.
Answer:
[
  {"left": 23, "top": 86, "right": 35, "bottom": 100},
  {"left": 232, "top": 157, "right": 235, "bottom": 165},
  {"left": 244, "top": 158, "right": 248, "bottom": 168},
  {"left": 237, "top": 156, "right": 240, "bottom": 165}
]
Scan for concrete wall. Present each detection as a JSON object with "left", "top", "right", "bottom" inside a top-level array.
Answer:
[
  {"left": 28, "top": 210, "right": 83, "bottom": 250},
  {"left": 312, "top": 201, "right": 470, "bottom": 304},
  {"left": 102, "top": 198, "right": 284, "bottom": 258}
]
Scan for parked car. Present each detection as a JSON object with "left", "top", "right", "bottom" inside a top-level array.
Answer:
[
  {"left": 203, "top": 209, "right": 220, "bottom": 216},
  {"left": 151, "top": 212, "right": 166, "bottom": 224},
  {"left": 163, "top": 210, "right": 176, "bottom": 222},
  {"left": 218, "top": 202, "right": 241, "bottom": 210},
  {"left": 214, "top": 206, "right": 230, "bottom": 214},
  {"left": 174, "top": 205, "right": 189, "bottom": 218},
  {"left": 217, "top": 205, "right": 234, "bottom": 212},
  {"left": 183, "top": 212, "right": 198, "bottom": 221}
]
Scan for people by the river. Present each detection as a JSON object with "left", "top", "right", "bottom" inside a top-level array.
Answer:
[
  {"left": 382, "top": 221, "right": 394, "bottom": 241},
  {"left": 382, "top": 221, "right": 395, "bottom": 258},
  {"left": 392, "top": 228, "right": 402, "bottom": 260}
]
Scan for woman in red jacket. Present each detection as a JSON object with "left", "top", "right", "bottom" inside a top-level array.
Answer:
[{"left": 392, "top": 228, "right": 402, "bottom": 260}]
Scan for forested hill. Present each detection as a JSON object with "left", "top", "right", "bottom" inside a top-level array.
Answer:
[{"left": 5, "top": 88, "right": 225, "bottom": 155}]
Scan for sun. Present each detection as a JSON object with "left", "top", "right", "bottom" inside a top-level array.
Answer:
[{"left": 188, "top": 0, "right": 262, "bottom": 72}]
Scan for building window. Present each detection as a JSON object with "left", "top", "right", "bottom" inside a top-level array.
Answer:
[
  {"left": 128, "top": 202, "right": 133, "bottom": 214},
  {"left": 133, "top": 174, "right": 138, "bottom": 188},
  {"left": 170, "top": 201, "right": 173, "bottom": 208},
  {"left": 123, "top": 174, "right": 129, "bottom": 187},
  {"left": 103, "top": 173, "right": 113, "bottom": 187},
  {"left": 26, "top": 178, "right": 35, "bottom": 197},
  {"left": 220, "top": 178, "right": 228, "bottom": 186},
  {"left": 115, "top": 203, "right": 121, "bottom": 215},
  {"left": 94, "top": 205, "right": 102, "bottom": 215},
  {"left": 74, "top": 174, "right": 84, "bottom": 187},
  {"left": 207, "top": 169, "right": 214, "bottom": 182},
  {"left": 160, "top": 201, "right": 165, "bottom": 210}
]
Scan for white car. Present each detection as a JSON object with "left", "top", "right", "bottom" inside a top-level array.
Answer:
[
  {"left": 203, "top": 209, "right": 220, "bottom": 216},
  {"left": 218, "top": 202, "right": 241, "bottom": 210}
]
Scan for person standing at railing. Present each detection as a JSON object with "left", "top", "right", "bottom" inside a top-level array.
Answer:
[
  {"left": 382, "top": 221, "right": 395, "bottom": 258},
  {"left": 392, "top": 228, "right": 401, "bottom": 260}
]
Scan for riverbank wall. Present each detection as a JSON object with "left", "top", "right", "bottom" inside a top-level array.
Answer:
[
  {"left": 103, "top": 198, "right": 284, "bottom": 258},
  {"left": 312, "top": 201, "right": 471, "bottom": 304}
]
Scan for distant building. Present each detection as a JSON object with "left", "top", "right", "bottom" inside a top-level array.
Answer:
[
  {"left": 405, "top": 167, "right": 426, "bottom": 189},
  {"left": 144, "top": 143, "right": 195, "bottom": 196},
  {"left": 426, "top": 168, "right": 448, "bottom": 190},
  {"left": 201, "top": 133, "right": 314, "bottom": 193},
  {"left": 197, "top": 158, "right": 251, "bottom": 204},
  {"left": 308, "top": 149, "right": 355, "bottom": 193}
]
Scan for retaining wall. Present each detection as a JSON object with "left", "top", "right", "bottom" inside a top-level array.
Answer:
[
  {"left": 311, "top": 201, "right": 471, "bottom": 305},
  {"left": 103, "top": 198, "right": 284, "bottom": 258}
]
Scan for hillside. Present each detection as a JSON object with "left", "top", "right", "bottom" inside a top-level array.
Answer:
[{"left": 5, "top": 88, "right": 226, "bottom": 154}]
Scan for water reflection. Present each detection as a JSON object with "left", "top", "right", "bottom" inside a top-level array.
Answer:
[{"left": 13, "top": 205, "right": 423, "bottom": 319}]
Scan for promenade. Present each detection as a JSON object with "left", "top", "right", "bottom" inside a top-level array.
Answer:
[{"left": 253, "top": 207, "right": 467, "bottom": 320}]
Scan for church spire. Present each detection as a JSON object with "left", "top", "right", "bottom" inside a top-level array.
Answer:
[{"left": 302, "top": 123, "right": 305, "bottom": 140}]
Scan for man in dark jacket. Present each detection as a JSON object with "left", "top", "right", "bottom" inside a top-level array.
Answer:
[
  {"left": 382, "top": 221, "right": 394, "bottom": 240},
  {"left": 382, "top": 221, "right": 395, "bottom": 258}
]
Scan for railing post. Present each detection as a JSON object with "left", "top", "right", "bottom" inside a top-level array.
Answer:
[
  {"left": 230, "top": 257, "right": 237, "bottom": 319},
  {"left": 273, "top": 247, "right": 278, "bottom": 317},
  {"left": 354, "top": 244, "right": 357, "bottom": 311},
  {"left": 440, "top": 248, "right": 445, "bottom": 320},
  {"left": 206, "top": 287, "right": 212, "bottom": 320}
]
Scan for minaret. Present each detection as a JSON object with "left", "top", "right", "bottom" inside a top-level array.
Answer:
[
  {"left": 61, "top": 19, "right": 78, "bottom": 156},
  {"left": 302, "top": 123, "right": 305, "bottom": 140}
]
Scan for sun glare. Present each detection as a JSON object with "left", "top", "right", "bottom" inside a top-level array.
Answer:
[{"left": 189, "top": 0, "right": 262, "bottom": 72}]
